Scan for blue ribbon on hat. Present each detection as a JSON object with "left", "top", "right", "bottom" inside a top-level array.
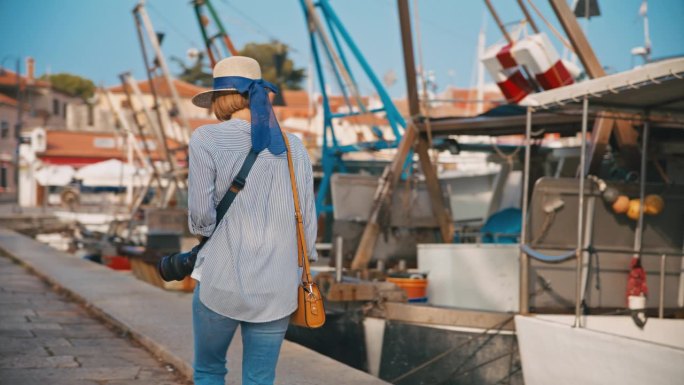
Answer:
[{"left": 213, "top": 76, "right": 286, "bottom": 155}]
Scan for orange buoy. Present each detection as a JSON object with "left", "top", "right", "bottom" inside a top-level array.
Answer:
[
  {"left": 612, "top": 195, "right": 630, "bottom": 214},
  {"left": 644, "top": 194, "right": 664, "bottom": 215}
]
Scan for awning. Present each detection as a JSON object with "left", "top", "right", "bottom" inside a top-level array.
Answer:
[
  {"left": 74, "top": 159, "right": 149, "bottom": 187},
  {"left": 35, "top": 165, "right": 75, "bottom": 186},
  {"left": 520, "top": 57, "right": 684, "bottom": 115}
]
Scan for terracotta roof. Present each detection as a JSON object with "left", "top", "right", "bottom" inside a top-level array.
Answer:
[
  {"left": 0, "top": 69, "right": 50, "bottom": 88},
  {"left": 186, "top": 116, "right": 320, "bottom": 138},
  {"left": 281, "top": 125, "right": 317, "bottom": 138},
  {"left": 393, "top": 87, "right": 505, "bottom": 119},
  {"left": 279, "top": 90, "right": 310, "bottom": 108},
  {"left": 109, "top": 77, "right": 209, "bottom": 98},
  {"left": 267, "top": 90, "right": 313, "bottom": 120},
  {"left": 339, "top": 113, "right": 389, "bottom": 127},
  {"left": 435, "top": 87, "right": 504, "bottom": 116},
  {"left": 442, "top": 87, "right": 503, "bottom": 102},
  {"left": 320, "top": 95, "right": 370, "bottom": 114},
  {"left": 187, "top": 116, "right": 319, "bottom": 140},
  {"left": 393, "top": 98, "right": 409, "bottom": 117},
  {"left": 186, "top": 107, "right": 314, "bottom": 129},
  {"left": 273, "top": 105, "right": 313, "bottom": 120},
  {"left": 0, "top": 94, "right": 18, "bottom": 107},
  {"left": 39, "top": 130, "right": 184, "bottom": 164}
]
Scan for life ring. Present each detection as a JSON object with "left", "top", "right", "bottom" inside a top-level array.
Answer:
[{"left": 60, "top": 188, "right": 80, "bottom": 209}]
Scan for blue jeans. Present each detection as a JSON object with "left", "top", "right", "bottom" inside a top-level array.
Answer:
[{"left": 192, "top": 283, "right": 289, "bottom": 385}]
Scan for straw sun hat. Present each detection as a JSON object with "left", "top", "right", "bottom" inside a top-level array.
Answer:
[
  {"left": 190, "top": 56, "right": 285, "bottom": 154},
  {"left": 191, "top": 56, "right": 262, "bottom": 109}
]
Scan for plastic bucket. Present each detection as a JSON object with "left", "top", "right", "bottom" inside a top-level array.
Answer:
[
  {"left": 104, "top": 256, "right": 131, "bottom": 271},
  {"left": 387, "top": 276, "right": 428, "bottom": 301}
]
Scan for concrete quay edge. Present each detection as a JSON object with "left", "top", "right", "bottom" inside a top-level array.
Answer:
[{"left": 0, "top": 227, "right": 389, "bottom": 385}]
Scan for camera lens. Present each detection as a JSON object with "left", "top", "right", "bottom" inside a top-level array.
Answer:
[{"left": 158, "top": 251, "right": 195, "bottom": 282}]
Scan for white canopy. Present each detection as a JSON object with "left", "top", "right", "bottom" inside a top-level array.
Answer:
[
  {"left": 75, "top": 159, "right": 149, "bottom": 187},
  {"left": 35, "top": 165, "right": 75, "bottom": 186},
  {"left": 520, "top": 57, "right": 684, "bottom": 115}
]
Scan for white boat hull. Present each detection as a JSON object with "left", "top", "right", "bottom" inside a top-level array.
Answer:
[{"left": 515, "top": 315, "right": 684, "bottom": 385}]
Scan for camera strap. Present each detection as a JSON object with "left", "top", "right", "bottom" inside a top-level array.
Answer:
[
  {"left": 216, "top": 149, "right": 260, "bottom": 224},
  {"left": 197, "top": 148, "right": 260, "bottom": 250}
]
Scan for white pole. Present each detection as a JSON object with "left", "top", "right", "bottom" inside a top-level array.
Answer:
[
  {"left": 335, "top": 236, "right": 343, "bottom": 283},
  {"left": 135, "top": 1, "right": 190, "bottom": 144},
  {"left": 659, "top": 254, "right": 666, "bottom": 319},
  {"left": 520, "top": 107, "right": 532, "bottom": 314},
  {"left": 641, "top": 0, "right": 651, "bottom": 61},
  {"left": 125, "top": 135, "right": 134, "bottom": 206},
  {"left": 307, "top": 52, "right": 315, "bottom": 134},
  {"left": 103, "top": 89, "right": 151, "bottom": 171},
  {"left": 475, "top": 20, "right": 486, "bottom": 115},
  {"left": 634, "top": 115, "right": 649, "bottom": 257},
  {"left": 123, "top": 74, "right": 169, "bottom": 163},
  {"left": 574, "top": 96, "right": 589, "bottom": 328}
]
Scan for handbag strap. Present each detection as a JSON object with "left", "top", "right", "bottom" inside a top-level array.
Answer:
[
  {"left": 196, "top": 149, "right": 260, "bottom": 251},
  {"left": 282, "top": 133, "right": 313, "bottom": 284}
]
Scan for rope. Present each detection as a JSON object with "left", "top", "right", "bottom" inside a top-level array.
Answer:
[
  {"left": 593, "top": 247, "right": 601, "bottom": 291},
  {"left": 652, "top": 159, "right": 672, "bottom": 184},
  {"left": 525, "top": 0, "right": 575, "bottom": 52},
  {"left": 530, "top": 275, "right": 576, "bottom": 308},
  {"left": 390, "top": 316, "right": 514, "bottom": 384},
  {"left": 436, "top": 317, "right": 517, "bottom": 385},
  {"left": 531, "top": 211, "right": 556, "bottom": 245},
  {"left": 405, "top": 7, "right": 444, "bottom": 236},
  {"left": 494, "top": 365, "right": 522, "bottom": 385},
  {"left": 219, "top": 0, "right": 302, "bottom": 55},
  {"left": 580, "top": 245, "right": 600, "bottom": 313},
  {"left": 491, "top": 138, "right": 522, "bottom": 165},
  {"left": 439, "top": 350, "right": 515, "bottom": 384},
  {"left": 412, "top": 0, "right": 437, "bottom": 166},
  {"left": 377, "top": 0, "right": 459, "bottom": 36},
  {"left": 505, "top": 330, "right": 518, "bottom": 385},
  {"left": 400, "top": 154, "right": 417, "bottom": 216},
  {"left": 147, "top": 2, "right": 198, "bottom": 47}
]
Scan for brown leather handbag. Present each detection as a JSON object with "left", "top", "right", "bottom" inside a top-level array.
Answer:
[{"left": 283, "top": 133, "right": 326, "bottom": 329}]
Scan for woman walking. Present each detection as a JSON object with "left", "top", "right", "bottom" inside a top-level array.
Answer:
[{"left": 187, "top": 56, "right": 318, "bottom": 385}]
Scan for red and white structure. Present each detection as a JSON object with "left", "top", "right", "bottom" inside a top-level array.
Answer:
[
  {"left": 482, "top": 43, "right": 534, "bottom": 104},
  {"left": 482, "top": 32, "right": 578, "bottom": 104},
  {"left": 511, "top": 33, "right": 575, "bottom": 91}
]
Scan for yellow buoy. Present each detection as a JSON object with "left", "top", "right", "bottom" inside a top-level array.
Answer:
[{"left": 627, "top": 199, "right": 642, "bottom": 221}]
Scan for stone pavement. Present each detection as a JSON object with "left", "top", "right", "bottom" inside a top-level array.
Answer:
[
  {"left": 0, "top": 255, "right": 190, "bottom": 385},
  {"left": 0, "top": 228, "right": 389, "bottom": 385}
]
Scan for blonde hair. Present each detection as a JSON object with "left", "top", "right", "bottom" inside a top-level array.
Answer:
[{"left": 211, "top": 91, "right": 249, "bottom": 121}]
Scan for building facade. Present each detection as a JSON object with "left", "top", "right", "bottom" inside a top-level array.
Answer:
[
  {"left": 0, "top": 59, "right": 89, "bottom": 204},
  {"left": 0, "top": 94, "right": 19, "bottom": 202}
]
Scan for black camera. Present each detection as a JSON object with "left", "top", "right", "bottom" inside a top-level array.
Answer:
[{"left": 157, "top": 240, "right": 205, "bottom": 282}]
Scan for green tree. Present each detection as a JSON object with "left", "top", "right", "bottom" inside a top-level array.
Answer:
[
  {"left": 41, "top": 73, "right": 95, "bottom": 100},
  {"left": 172, "top": 42, "right": 305, "bottom": 93},
  {"left": 239, "top": 42, "right": 305, "bottom": 90},
  {"left": 172, "top": 52, "right": 213, "bottom": 88}
]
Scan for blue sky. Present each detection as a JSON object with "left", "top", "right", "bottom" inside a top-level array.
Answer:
[{"left": 1, "top": 0, "right": 682, "bottom": 98}]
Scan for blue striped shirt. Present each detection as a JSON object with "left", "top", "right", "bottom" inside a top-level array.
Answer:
[{"left": 187, "top": 119, "right": 318, "bottom": 322}]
